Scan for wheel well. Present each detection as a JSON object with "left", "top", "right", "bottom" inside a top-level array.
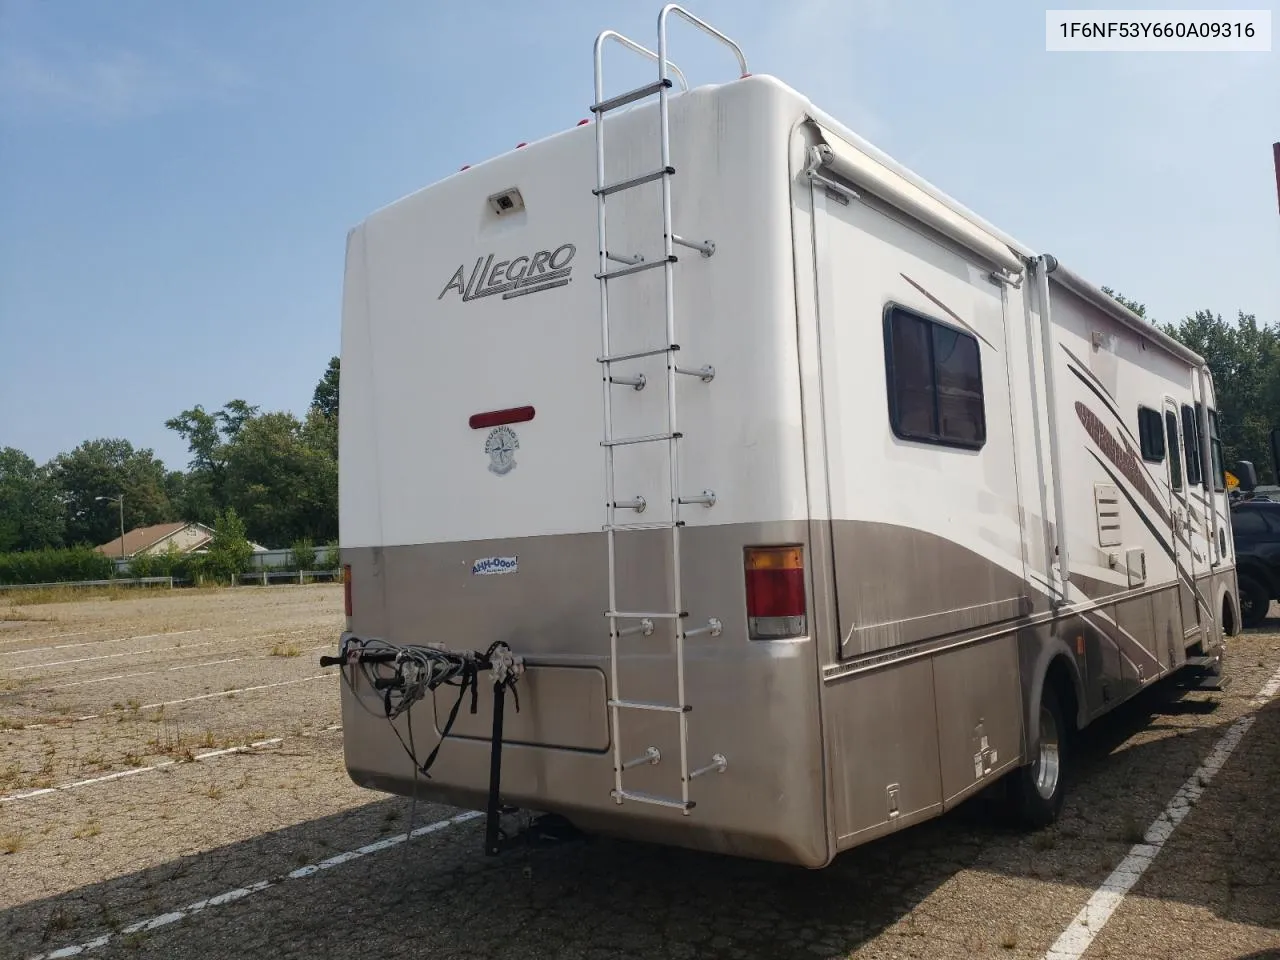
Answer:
[
  {"left": 1044, "top": 655, "right": 1080, "bottom": 733},
  {"left": 1222, "top": 590, "right": 1238, "bottom": 637}
]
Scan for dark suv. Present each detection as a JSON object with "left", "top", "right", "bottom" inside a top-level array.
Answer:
[{"left": 1231, "top": 498, "right": 1280, "bottom": 628}]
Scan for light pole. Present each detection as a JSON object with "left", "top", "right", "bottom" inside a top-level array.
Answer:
[{"left": 95, "top": 495, "right": 125, "bottom": 559}]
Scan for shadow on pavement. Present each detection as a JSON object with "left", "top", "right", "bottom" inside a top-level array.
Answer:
[{"left": 2, "top": 666, "right": 1277, "bottom": 960}]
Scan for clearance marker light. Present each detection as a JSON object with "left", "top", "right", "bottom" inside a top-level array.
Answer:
[{"left": 469, "top": 406, "right": 536, "bottom": 430}]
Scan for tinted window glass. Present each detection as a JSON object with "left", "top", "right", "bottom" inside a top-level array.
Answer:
[
  {"left": 885, "top": 306, "right": 985, "bottom": 449},
  {"left": 1181, "top": 405, "right": 1202, "bottom": 486},
  {"left": 932, "top": 325, "right": 984, "bottom": 444},
  {"left": 1165, "top": 411, "right": 1183, "bottom": 491},
  {"left": 1138, "top": 406, "right": 1165, "bottom": 462},
  {"left": 1232, "top": 509, "right": 1267, "bottom": 534},
  {"left": 889, "top": 312, "right": 936, "bottom": 438}
]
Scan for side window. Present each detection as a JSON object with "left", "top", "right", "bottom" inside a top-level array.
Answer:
[
  {"left": 1181, "top": 404, "right": 1202, "bottom": 486},
  {"left": 1137, "top": 406, "right": 1165, "bottom": 462},
  {"left": 884, "top": 305, "right": 986, "bottom": 449},
  {"left": 1165, "top": 410, "right": 1183, "bottom": 491},
  {"left": 1208, "top": 408, "right": 1226, "bottom": 492}
]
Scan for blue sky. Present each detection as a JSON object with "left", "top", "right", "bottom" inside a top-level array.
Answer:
[{"left": 1, "top": 0, "right": 1276, "bottom": 472}]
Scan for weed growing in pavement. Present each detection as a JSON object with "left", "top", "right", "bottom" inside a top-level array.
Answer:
[
  {"left": 1, "top": 832, "right": 25, "bottom": 854},
  {"left": 0, "top": 717, "right": 26, "bottom": 730},
  {"left": 43, "top": 904, "right": 74, "bottom": 937},
  {"left": 1121, "top": 815, "right": 1146, "bottom": 844},
  {"left": 72, "top": 820, "right": 101, "bottom": 840},
  {"left": 122, "top": 751, "right": 144, "bottom": 767},
  {"left": 999, "top": 930, "right": 1018, "bottom": 950},
  {"left": 204, "top": 784, "right": 223, "bottom": 800},
  {"left": 271, "top": 641, "right": 302, "bottom": 657}
]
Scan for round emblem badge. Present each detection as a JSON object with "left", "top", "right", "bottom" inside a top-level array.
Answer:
[{"left": 484, "top": 426, "right": 519, "bottom": 475}]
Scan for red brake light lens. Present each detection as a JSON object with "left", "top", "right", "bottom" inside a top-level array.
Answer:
[
  {"left": 343, "top": 564, "right": 352, "bottom": 618},
  {"left": 744, "top": 546, "right": 806, "bottom": 640}
]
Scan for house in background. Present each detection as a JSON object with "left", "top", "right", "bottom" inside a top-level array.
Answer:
[{"left": 94, "top": 521, "right": 267, "bottom": 559}]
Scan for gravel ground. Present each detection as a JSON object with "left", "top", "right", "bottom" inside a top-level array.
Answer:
[{"left": 1, "top": 585, "right": 1277, "bottom": 960}]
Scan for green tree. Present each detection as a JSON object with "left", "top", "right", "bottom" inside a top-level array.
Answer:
[
  {"left": 165, "top": 400, "right": 260, "bottom": 523},
  {"left": 1161, "top": 310, "right": 1280, "bottom": 482},
  {"left": 0, "top": 447, "right": 66, "bottom": 552},
  {"left": 223, "top": 412, "right": 337, "bottom": 546},
  {"left": 201, "top": 508, "right": 254, "bottom": 584},
  {"left": 50, "top": 439, "right": 175, "bottom": 547},
  {"left": 311, "top": 356, "right": 340, "bottom": 420},
  {"left": 1099, "top": 287, "right": 1148, "bottom": 320}
]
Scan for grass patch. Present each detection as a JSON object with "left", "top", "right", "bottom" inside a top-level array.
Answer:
[
  {"left": 72, "top": 820, "right": 101, "bottom": 840},
  {"left": 204, "top": 784, "right": 223, "bottom": 800},
  {"left": 45, "top": 904, "right": 74, "bottom": 935},
  {"left": 1121, "top": 815, "right": 1146, "bottom": 844},
  {"left": 1032, "top": 831, "right": 1057, "bottom": 851},
  {"left": 270, "top": 642, "right": 302, "bottom": 658},
  {"left": 1, "top": 832, "right": 25, "bottom": 854},
  {"left": 999, "top": 930, "right": 1018, "bottom": 950},
  {"left": 0, "top": 717, "right": 27, "bottom": 731}
]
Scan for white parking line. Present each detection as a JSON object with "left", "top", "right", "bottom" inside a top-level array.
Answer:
[
  {"left": 1044, "top": 663, "right": 1280, "bottom": 960},
  {"left": 46, "top": 658, "right": 248, "bottom": 691},
  {"left": 73, "top": 673, "right": 336, "bottom": 720},
  {"left": 0, "top": 739, "right": 285, "bottom": 803},
  {"left": 0, "top": 631, "right": 92, "bottom": 647},
  {"left": 5, "top": 639, "right": 227, "bottom": 671},
  {"left": 27, "top": 810, "right": 483, "bottom": 959},
  {"left": 17, "top": 673, "right": 336, "bottom": 730},
  {"left": 0, "top": 629, "right": 202, "bottom": 657},
  {"left": 5, "top": 628, "right": 318, "bottom": 673}
]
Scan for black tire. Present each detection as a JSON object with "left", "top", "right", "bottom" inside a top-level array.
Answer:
[
  {"left": 1006, "top": 682, "right": 1069, "bottom": 828},
  {"left": 1238, "top": 575, "right": 1270, "bottom": 630}
]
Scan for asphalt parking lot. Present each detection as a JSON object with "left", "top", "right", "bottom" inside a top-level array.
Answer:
[{"left": 2, "top": 584, "right": 1278, "bottom": 960}]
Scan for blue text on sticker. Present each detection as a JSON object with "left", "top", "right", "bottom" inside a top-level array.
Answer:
[{"left": 472, "top": 556, "right": 518, "bottom": 576}]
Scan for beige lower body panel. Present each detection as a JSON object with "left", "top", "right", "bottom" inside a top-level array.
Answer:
[{"left": 341, "top": 520, "right": 830, "bottom": 868}]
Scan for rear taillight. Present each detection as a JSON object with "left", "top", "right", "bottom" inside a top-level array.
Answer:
[
  {"left": 744, "top": 545, "right": 806, "bottom": 640},
  {"left": 343, "top": 564, "right": 352, "bottom": 617}
]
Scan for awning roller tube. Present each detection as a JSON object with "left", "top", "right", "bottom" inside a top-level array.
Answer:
[{"left": 808, "top": 125, "right": 1024, "bottom": 277}]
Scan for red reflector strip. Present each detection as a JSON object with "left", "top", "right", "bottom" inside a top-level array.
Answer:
[
  {"left": 469, "top": 406, "right": 535, "bottom": 430},
  {"left": 343, "top": 565, "right": 352, "bottom": 617}
]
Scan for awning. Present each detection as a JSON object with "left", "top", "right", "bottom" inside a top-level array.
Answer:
[{"left": 807, "top": 121, "right": 1025, "bottom": 277}]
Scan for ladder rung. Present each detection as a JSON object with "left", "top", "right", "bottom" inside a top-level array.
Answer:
[
  {"left": 593, "top": 166, "right": 675, "bottom": 198},
  {"left": 605, "top": 611, "right": 687, "bottom": 620},
  {"left": 604, "top": 521, "right": 683, "bottom": 532},
  {"left": 601, "top": 431, "right": 682, "bottom": 448},
  {"left": 598, "top": 344, "right": 679, "bottom": 364},
  {"left": 609, "top": 699, "right": 691, "bottom": 714},
  {"left": 590, "top": 78, "right": 673, "bottom": 114},
  {"left": 596, "top": 255, "right": 676, "bottom": 281},
  {"left": 612, "top": 789, "right": 695, "bottom": 812}
]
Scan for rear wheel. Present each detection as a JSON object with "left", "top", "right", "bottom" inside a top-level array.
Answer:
[
  {"left": 1007, "top": 683, "right": 1069, "bottom": 828},
  {"left": 1238, "top": 575, "right": 1270, "bottom": 629}
]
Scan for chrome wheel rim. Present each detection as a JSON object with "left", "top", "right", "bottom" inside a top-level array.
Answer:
[{"left": 1033, "top": 704, "right": 1061, "bottom": 800}]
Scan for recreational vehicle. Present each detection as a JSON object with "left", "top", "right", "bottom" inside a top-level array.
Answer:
[{"left": 326, "top": 5, "right": 1240, "bottom": 868}]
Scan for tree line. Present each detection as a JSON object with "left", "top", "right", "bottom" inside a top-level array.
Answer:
[
  {"left": 0, "top": 357, "right": 340, "bottom": 554},
  {"left": 1101, "top": 291, "right": 1278, "bottom": 484},
  {"left": 0, "top": 298, "right": 1276, "bottom": 561}
]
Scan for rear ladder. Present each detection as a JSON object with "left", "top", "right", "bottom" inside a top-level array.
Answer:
[{"left": 592, "top": 5, "right": 748, "bottom": 813}]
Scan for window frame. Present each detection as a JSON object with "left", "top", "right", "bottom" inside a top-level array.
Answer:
[
  {"left": 1206, "top": 406, "right": 1226, "bottom": 493},
  {"left": 1181, "top": 404, "right": 1203, "bottom": 487},
  {"left": 1164, "top": 409, "right": 1183, "bottom": 492},
  {"left": 1137, "top": 406, "right": 1165, "bottom": 463},
  {"left": 882, "top": 302, "right": 987, "bottom": 451}
]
